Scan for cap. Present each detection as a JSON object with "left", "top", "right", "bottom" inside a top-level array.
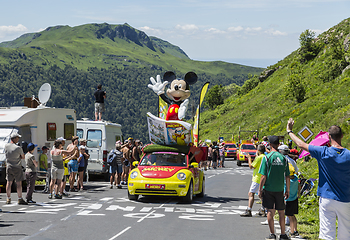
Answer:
[
  {"left": 71, "top": 136, "right": 79, "bottom": 142},
  {"left": 268, "top": 135, "right": 279, "bottom": 145},
  {"left": 57, "top": 137, "right": 66, "bottom": 141},
  {"left": 79, "top": 145, "right": 86, "bottom": 150},
  {"left": 278, "top": 144, "right": 289, "bottom": 151},
  {"left": 42, "top": 146, "right": 48, "bottom": 150},
  {"left": 27, "top": 143, "right": 38, "bottom": 151},
  {"left": 80, "top": 139, "right": 87, "bottom": 143},
  {"left": 116, "top": 140, "right": 121, "bottom": 145},
  {"left": 10, "top": 132, "right": 22, "bottom": 139}
]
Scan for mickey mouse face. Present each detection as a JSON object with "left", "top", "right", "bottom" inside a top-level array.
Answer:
[
  {"left": 167, "top": 79, "right": 191, "bottom": 101},
  {"left": 163, "top": 71, "right": 198, "bottom": 103}
]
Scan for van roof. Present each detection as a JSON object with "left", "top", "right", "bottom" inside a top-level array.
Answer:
[{"left": 77, "top": 119, "right": 121, "bottom": 127}]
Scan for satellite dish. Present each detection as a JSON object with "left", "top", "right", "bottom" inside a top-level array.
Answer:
[{"left": 38, "top": 83, "right": 51, "bottom": 107}]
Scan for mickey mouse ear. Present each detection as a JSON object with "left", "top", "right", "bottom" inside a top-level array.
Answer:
[
  {"left": 184, "top": 72, "right": 197, "bottom": 85},
  {"left": 163, "top": 71, "right": 176, "bottom": 82}
]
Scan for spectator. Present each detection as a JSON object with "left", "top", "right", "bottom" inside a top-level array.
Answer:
[
  {"left": 285, "top": 164, "right": 301, "bottom": 238},
  {"left": 67, "top": 136, "right": 79, "bottom": 192},
  {"left": 40, "top": 146, "right": 50, "bottom": 193},
  {"left": 79, "top": 139, "right": 90, "bottom": 182},
  {"left": 207, "top": 143, "right": 213, "bottom": 169},
  {"left": 258, "top": 135, "right": 290, "bottom": 240},
  {"left": 77, "top": 146, "right": 85, "bottom": 191},
  {"left": 287, "top": 118, "right": 350, "bottom": 240},
  {"left": 57, "top": 137, "right": 70, "bottom": 196},
  {"left": 121, "top": 140, "right": 132, "bottom": 185},
  {"left": 49, "top": 140, "right": 74, "bottom": 199},
  {"left": 289, "top": 146, "right": 299, "bottom": 161},
  {"left": 94, "top": 83, "right": 106, "bottom": 121},
  {"left": 132, "top": 140, "right": 142, "bottom": 163},
  {"left": 241, "top": 144, "right": 266, "bottom": 217},
  {"left": 278, "top": 145, "right": 299, "bottom": 173},
  {"left": 25, "top": 143, "right": 38, "bottom": 203},
  {"left": 219, "top": 142, "right": 225, "bottom": 168},
  {"left": 108, "top": 142, "right": 123, "bottom": 189},
  {"left": 5, "top": 132, "right": 27, "bottom": 205},
  {"left": 211, "top": 141, "right": 219, "bottom": 169}
]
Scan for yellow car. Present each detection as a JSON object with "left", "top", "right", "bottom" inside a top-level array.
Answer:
[{"left": 128, "top": 144, "right": 205, "bottom": 202}]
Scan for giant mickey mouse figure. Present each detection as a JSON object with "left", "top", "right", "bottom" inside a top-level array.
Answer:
[{"left": 148, "top": 71, "right": 198, "bottom": 121}]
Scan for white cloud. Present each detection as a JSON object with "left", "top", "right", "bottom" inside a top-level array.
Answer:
[
  {"left": 228, "top": 26, "right": 244, "bottom": 32},
  {"left": 205, "top": 28, "right": 226, "bottom": 34},
  {"left": 245, "top": 27, "right": 262, "bottom": 33},
  {"left": 0, "top": 24, "right": 28, "bottom": 39},
  {"left": 175, "top": 24, "right": 199, "bottom": 31},
  {"left": 265, "top": 28, "right": 287, "bottom": 36}
]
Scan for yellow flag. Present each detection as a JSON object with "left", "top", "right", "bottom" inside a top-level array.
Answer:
[{"left": 193, "top": 82, "right": 210, "bottom": 146}]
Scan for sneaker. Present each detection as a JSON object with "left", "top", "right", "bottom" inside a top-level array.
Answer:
[
  {"left": 6, "top": 198, "right": 11, "bottom": 204},
  {"left": 256, "top": 207, "right": 265, "bottom": 216},
  {"left": 117, "top": 185, "right": 122, "bottom": 189},
  {"left": 18, "top": 198, "right": 28, "bottom": 205},
  {"left": 266, "top": 233, "right": 277, "bottom": 240},
  {"left": 48, "top": 194, "right": 53, "bottom": 199},
  {"left": 110, "top": 185, "right": 113, "bottom": 189},
  {"left": 69, "top": 188, "right": 77, "bottom": 192},
  {"left": 54, "top": 194, "right": 62, "bottom": 199},
  {"left": 279, "top": 234, "right": 290, "bottom": 240},
  {"left": 291, "top": 231, "right": 299, "bottom": 237},
  {"left": 62, "top": 192, "right": 70, "bottom": 197},
  {"left": 261, "top": 220, "right": 269, "bottom": 225},
  {"left": 27, "top": 199, "right": 36, "bottom": 204},
  {"left": 240, "top": 209, "right": 252, "bottom": 217}
]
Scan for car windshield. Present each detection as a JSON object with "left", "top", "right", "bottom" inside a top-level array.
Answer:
[
  {"left": 226, "top": 144, "right": 236, "bottom": 148},
  {"left": 140, "top": 152, "right": 187, "bottom": 167},
  {"left": 241, "top": 144, "right": 256, "bottom": 150}
]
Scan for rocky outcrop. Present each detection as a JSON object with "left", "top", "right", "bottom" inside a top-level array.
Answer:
[
  {"left": 94, "top": 23, "right": 158, "bottom": 52},
  {"left": 259, "top": 67, "right": 280, "bottom": 82}
]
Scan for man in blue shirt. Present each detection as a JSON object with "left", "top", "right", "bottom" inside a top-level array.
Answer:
[{"left": 287, "top": 118, "right": 350, "bottom": 240}]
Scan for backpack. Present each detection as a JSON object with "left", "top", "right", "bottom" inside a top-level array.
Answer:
[{"left": 107, "top": 149, "right": 122, "bottom": 167}]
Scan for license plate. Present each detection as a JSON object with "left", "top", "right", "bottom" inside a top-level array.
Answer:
[{"left": 145, "top": 184, "right": 165, "bottom": 189}]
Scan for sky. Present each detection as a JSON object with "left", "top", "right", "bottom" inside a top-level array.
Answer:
[{"left": 0, "top": 0, "right": 349, "bottom": 68}]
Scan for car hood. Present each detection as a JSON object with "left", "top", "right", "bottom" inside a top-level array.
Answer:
[{"left": 138, "top": 166, "right": 184, "bottom": 178}]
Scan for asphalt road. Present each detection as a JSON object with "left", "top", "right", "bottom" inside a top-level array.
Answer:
[{"left": 0, "top": 160, "right": 286, "bottom": 240}]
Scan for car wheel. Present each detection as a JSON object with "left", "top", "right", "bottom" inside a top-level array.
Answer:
[
  {"left": 237, "top": 160, "right": 241, "bottom": 166},
  {"left": 127, "top": 190, "right": 139, "bottom": 201},
  {"left": 197, "top": 178, "right": 205, "bottom": 198},
  {"left": 183, "top": 181, "right": 193, "bottom": 203}
]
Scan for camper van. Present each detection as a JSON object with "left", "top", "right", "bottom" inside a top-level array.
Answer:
[
  {"left": 0, "top": 106, "right": 76, "bottom": 186},
  {"left": 76, "top": 119, "right": 123, "bottom": 178},
  {"left": 0, "top": 83, "right": 76, "bottom": 186}
]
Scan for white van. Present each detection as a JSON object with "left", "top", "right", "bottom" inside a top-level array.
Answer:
[
  {"left": 0, "top": 106, "right": 76, "bottom": 186},
  {"left": 76, "top": 119, "right": 123, "bottom": 178}
]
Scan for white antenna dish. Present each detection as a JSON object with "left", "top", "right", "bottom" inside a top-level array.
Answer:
[{"left": 38, "top": 83, "right": 51, "bottom": 107}]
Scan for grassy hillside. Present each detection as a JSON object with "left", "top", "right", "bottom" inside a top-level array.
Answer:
[
  {"left": 199, "top": 17, "right": 350, "bottom": 146},
  {"left": 0, "top": 23, "right": 262, "bottom": 78}
]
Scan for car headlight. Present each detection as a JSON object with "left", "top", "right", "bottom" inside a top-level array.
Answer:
[
  {"left": 130, "top": 171, "right": 138, "bottom": 179},
  {"left": 177, "top": 172, "right": 186, "bottom": 181}
]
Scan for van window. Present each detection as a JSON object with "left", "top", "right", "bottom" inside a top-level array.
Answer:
[
  {"left": 116, "top": 135, "right": 121, "bottom": 142},
  {"left": 77, "top": 129, "right": 83, "bottom": 139},
  {"left": 87, "top": 130, "right": 102, "bottom": 148},
  {"left": 64, "top": 123, "right": 74, "bottom": 140},
  {"left": 47, "top": 123, "right": 56, "bottom": 141}
]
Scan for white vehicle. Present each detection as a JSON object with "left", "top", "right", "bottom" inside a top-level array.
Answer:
[
  {"left": 76, "top": 119, "right": 122, "bottom": 178},
  {"left": 0, "top": 83, "right": 76, "bottom": 186}
]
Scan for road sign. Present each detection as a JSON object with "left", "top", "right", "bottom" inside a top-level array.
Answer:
[{"left": 298, "top": 126, "right": 314, "bottom": 142}]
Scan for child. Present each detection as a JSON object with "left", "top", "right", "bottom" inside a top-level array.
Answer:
[{"left": 285, "top": 164, "right": 301, "bottom": 237}]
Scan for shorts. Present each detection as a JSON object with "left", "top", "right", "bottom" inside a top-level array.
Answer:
[
  {"left": 319, "top": 197, "right": 350, "bottom": 240},
  {"left": 51, "top": 167, "right": 64, "bottom": 180},
  {"left": 110, "top": 165, "right": 122, "bottom": 174},
  {"left": 62, "top": 175, "right": 67, "bottom": 182},
  {"left": 95, "top": 102, "right": 105, "bottom": 113},
  {"left": 262, "top": 189, "right": 285, "bottom": 210},
  {"left": 249, "top": 181, "right": 260, "bottom": 194},
  {"left": 285, "top": 198, "right": 298, "bottom": 216},
  {"left": 6, "top": 165, "right": 24, "bottom": 182},
  {"left": 123, "top": 160, "right": 130, "bottom": 167},
  {"left": 78, "top": 167, "right": 85, "bottom": 172},
  {"left": 68, "top": 159, "right": 78, "bottom": 173}
]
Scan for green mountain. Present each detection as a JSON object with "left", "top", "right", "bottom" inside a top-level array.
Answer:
[
  {"left": 0, "top": 23, "right": 263, "bottom": 142},
  {"left": 198, "top": 17, "right": 350, "bottom": 146}
]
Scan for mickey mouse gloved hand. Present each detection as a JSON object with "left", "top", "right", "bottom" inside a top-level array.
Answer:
[
  {"left": 148, "top": 75, "right": 169, "bottom": 95},
  {"left": 178, "top": 99, "right": 189, "bottom": 120}
]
